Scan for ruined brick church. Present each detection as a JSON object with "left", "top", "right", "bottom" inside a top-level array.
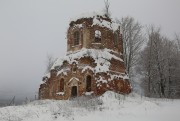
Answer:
[{"left": 39, "top": 12, "right": 131, "bottom": 100}]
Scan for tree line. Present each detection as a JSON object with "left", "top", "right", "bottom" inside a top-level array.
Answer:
[{"left": 118, "top": 16, "right": 180, "bottom": 98}]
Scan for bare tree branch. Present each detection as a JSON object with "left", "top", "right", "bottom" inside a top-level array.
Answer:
[{"left": 46, "top": 54, "right": 55, "bottom": 73}]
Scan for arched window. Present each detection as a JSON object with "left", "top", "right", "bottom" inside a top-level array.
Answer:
[
  {"left": 59, "top": 79, "right": 64, "bottom": 92},
  {"left": 86, "top": 75, "right": 92, "bottom": 92},
  {"left": 50, "top": 83, "right": 54, "bottom": 96},
  {"left": 72, "top": 67, "right": 77, "bottom": 72},
  {"left": 72, "top": 62, "right": 77, "bottom": 73},
  {"left": 74, "top": 31, "right": 80, "bottom": 46},
  {"left": 95, "top": 30, "right": 101, "bottom": 43},
  {"left": 114, "top": 33, "right": 118, "bottom": 46}
]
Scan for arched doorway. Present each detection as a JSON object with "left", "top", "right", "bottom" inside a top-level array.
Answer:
[
  {"left": 71, "top": 86, "right": 77, "bottom": 97},
  {"left": 86, "top": 75, "right": 92, "bottom": 92}
]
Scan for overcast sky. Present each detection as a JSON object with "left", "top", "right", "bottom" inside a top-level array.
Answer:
[{"left": 0, "top": 0, "right": 180, "bottom": 101}]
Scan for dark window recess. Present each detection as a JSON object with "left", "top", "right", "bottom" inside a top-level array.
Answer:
[
  {"left": 114, "top": 33, "right": 118, "bottom": 46},
  {"left": 72, "top": 67, "right": 77, "bottom": 72},
  {"left": 95, "top": 30, "right": 101, "bottom": 43},
  {"left": 59, "top": 79, "right": 64, "bottom": 92},
  {"left": 71, "top": 86, "right": 77, "bottom": 97},
  {"left": 74, "top": 31, "right": 80, "bottom": 46},
  {"left": 86, "top": 75, "right": 92, "bottom": 92}
]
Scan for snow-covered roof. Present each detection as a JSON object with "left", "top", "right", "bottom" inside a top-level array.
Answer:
[
  {"left": 70, "top": 11, "right": 120, "bottom": 32},
  {"left": 92, "top": 16, "right": 119, "bottom": 32}
]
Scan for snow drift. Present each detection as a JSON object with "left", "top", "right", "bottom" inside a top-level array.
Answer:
[{"left": 0, "top": 91, "right": 180, "bottom": 121}]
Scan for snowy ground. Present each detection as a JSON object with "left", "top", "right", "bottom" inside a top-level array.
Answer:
[{"left": 0, "top": 91, "right": 180, "bottom": 121}]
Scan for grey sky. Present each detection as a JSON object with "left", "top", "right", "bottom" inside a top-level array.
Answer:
[{"left": 0, "top": 0, "right": 180, "bottom": 100}]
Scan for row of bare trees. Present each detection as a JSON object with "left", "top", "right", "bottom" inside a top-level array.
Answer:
[
  {"left": 117, "top": 16, "right": 180, "bottom": 98},
  {"left": 140, "top": 27, "right": 180, "bottom": 98}
]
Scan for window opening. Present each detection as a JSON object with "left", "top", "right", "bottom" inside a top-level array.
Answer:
[
  {"left": 86, "top": 75, "right": 92, "bottom": 92},
  {"left": 114, "top": 33, "right": 118, "bottom": 46},
  {"left": 59, "top": 79, "right": 64, "bottom": 92},
  {"left": 95, "top": 30, "right": 101, "bottom": 43},
  {"left": 74, "top": 31, "right": 80, "bottom": 45}
]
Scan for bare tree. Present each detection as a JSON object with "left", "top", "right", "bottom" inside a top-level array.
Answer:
[
  {"left": 141, "top": 26, "right": 160, "bottom": 96},
  {"left": 175, "top": 33, "right": 180, "bottom": 50},
  {"left": 46, "top": 54, "right": 55, "bottom": 73},
  {"left": 140, "top": 26, "right": 161, "bottom": 97},
  {"left": 162, "top": 37, "right": 180, "bottom": 98},
  {"left": 173, "top": 34, "right": 180, "bottom": 97},
  {"left": 116, "top": 17, "right": 144, "bottom": 79}
]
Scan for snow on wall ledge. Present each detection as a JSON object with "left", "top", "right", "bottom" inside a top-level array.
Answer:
[
  {"left": 44, "top": 50, "right": 127, "bottom": 90},
  {"left": 49, "top": 48, "right": 125, "bottom": 78},
  {"left": 52, "top": 48, "right": 123, "bottom": 69},
  {"left": 42, "top": 48, "right": 128, "bottom": 85}
]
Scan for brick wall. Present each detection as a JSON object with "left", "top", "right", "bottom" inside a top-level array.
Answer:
[{"left": 39, "top": 16, "right": 131, "bottom": 100}]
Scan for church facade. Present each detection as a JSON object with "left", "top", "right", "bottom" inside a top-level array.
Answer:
[{"left": 39, "top": 13, "right": 131, "bottom": 100}]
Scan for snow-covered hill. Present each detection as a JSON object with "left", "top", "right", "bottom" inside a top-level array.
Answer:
[{"left": 0, "top": 91, "right": 180, "bottom": 121}]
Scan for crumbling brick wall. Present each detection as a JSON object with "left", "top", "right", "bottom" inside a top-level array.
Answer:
[{"left": 39, "top": 15, "right": 131, "bottom": 100}]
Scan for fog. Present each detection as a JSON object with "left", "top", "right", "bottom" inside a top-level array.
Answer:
[{"left": 0, "top": 0, "right": 180, "bottom": 103}]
